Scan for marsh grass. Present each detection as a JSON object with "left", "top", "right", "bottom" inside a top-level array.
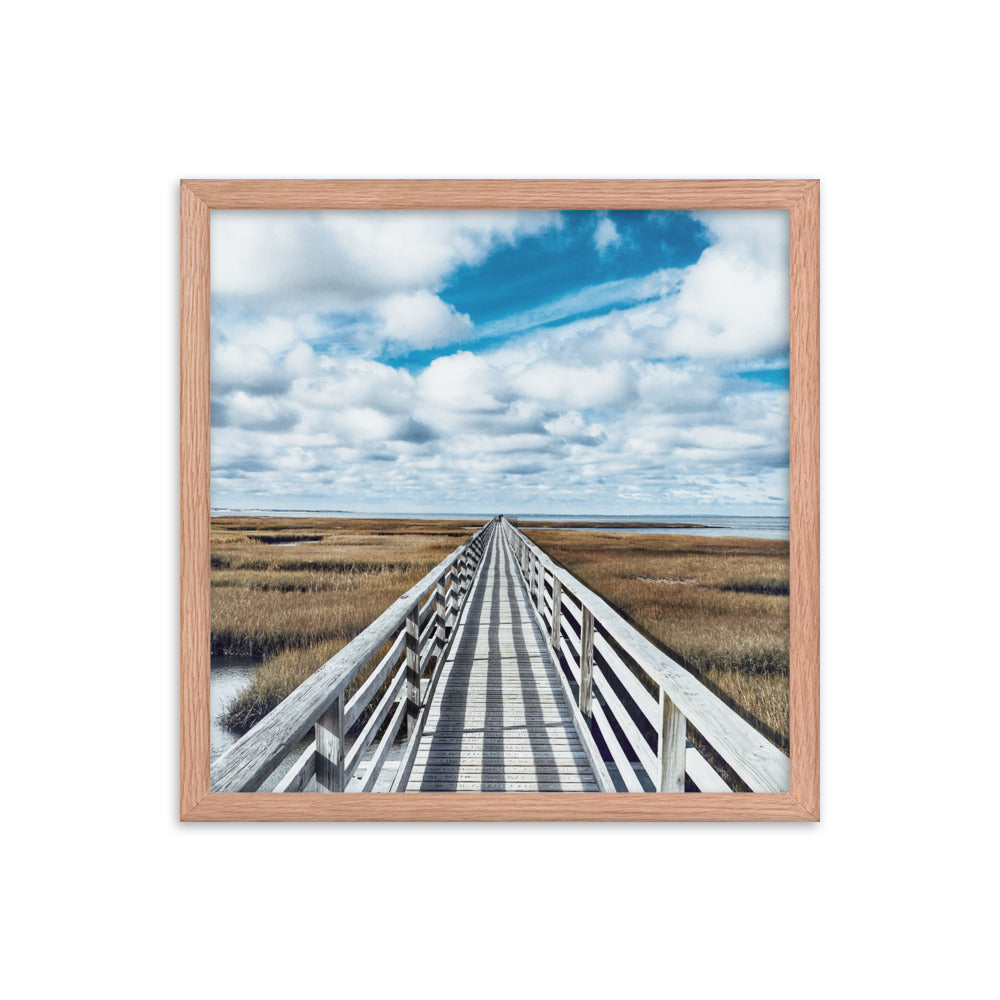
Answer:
[
  {"left": 213, "top": 518, "right": 473, "bottom": 733},
  {"left": 526, "top": 529, "right": 790, "bottom": 749}
]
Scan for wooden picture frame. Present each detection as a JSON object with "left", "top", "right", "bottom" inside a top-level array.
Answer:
[{"left": 181, "top": 179, "right": 819, "bottom": 822}]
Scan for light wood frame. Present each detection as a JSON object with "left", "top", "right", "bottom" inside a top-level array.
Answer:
[{"left": 181, "top": 179, "right": 819, "bottom": 822}]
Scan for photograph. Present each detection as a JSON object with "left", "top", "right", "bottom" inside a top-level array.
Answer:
[
  {"left": 12, "top": 3, "right": 995, "bottom": 993},
  {"left": 203, "top": 198, "right": 798, "bottom": 799}
]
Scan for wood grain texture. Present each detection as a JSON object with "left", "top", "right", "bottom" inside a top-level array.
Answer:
[
  {"left": 180, "top": 183, "right": 210, "bottom": 817},
  {"left": 658, "top": 691, "right": 686, "bottom": 793},
  {"left": 315, "top": 696, "right": 345, "bottom": 792},
  {"left": 180, "top": 792, "right": 815, "bottom": 822},
  {"left": 344, "top": 662, "right": 407, "bottom": 781},
  {"left": 686, "top": 748, "right": 732, "bottom": 793},
  {"left": 578, "top": 606, "right": 595, "bottom": 717},
  {"left": 181, "top": 178, "right": 816, "bottom": 210},
  {"left": 180, "top": 178, "right": 819, "bottom": 821},
  {"left": 789, "top": 180, "right": 821, "bottom": 820},
  {"left": 273, "top": 741, "right": 316, "bottom": 794}
]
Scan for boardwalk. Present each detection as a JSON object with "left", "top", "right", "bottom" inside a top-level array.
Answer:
[
  {"left": 407, "top": 531, "right": 598, "bottom": 791},
  {"left": 210, "top": 516, "right": 789, "bottom": 796}
]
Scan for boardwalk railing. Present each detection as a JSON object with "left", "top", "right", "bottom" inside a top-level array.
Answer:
[
  {"left": 499, "top": 519, "right": 790, "bottom": 793},
  {"left": 211, "top": 520, "right": 494, "bottom": 793}
]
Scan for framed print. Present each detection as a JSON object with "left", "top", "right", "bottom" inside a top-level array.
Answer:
[{"left": 181, "top": 179, "right": 819, "bottom": 821}]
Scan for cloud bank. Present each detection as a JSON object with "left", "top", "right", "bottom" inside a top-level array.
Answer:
[{"left": 210, "top": 210, "right": 789, "bottom": 514}]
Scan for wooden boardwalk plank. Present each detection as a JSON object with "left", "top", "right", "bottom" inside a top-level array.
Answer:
[{"left": 405, "top": 529, "right": 599, "bottom": 792}]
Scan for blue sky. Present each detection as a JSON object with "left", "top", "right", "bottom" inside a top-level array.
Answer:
[{"left": 210, "top": 209, "right": 789, "bottom": 514}]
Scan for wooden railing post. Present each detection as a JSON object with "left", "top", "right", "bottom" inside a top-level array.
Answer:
[
  {"left": 434, "top": 575, "right": 446, "bottom": 653},
  {"left": 444, "top": 567, "right": 455, "bottom": 634},
  {"left": 658, "top": 688, "right": 686, "bottom": 792},
  {"left": 551, "top": 577, "right": 562, "bottom": 653},
  {"left": 315, "top": 694, "right": 345, "bottom": 792},
  {"left": 405, "top": 604, "right": 420, "bottom": 737},
  {"left": 579, "top": 606, "right": 594, "bottom": 717},
  {"left": 536, "top": 564, "right": 545, "bottom": 614}
]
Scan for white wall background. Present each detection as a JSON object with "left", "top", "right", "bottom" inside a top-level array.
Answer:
[{"left": 4, "top": 3, "right": 995, "bottom": 997}]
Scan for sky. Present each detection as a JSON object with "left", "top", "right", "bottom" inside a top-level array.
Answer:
[{"left": 210, "top": 209, "right": 789, "bottom": 515}]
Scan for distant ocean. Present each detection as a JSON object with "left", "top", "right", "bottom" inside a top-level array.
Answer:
[{"left": 211, "top": 509, "right": 790, "bottom": 540}]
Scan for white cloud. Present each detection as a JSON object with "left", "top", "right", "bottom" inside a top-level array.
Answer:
[
  {"left": 214, "top": 392, "right": 298, "bottom": 432},
  {"left": 664, "top": 210, "right": 789, "bottom": 359},
  {"left": 670, "top": 249, "right": 788, "bottom": 359},
  {"left": 691, "top": 210, "right": 788, "bottom": 268},
  {"left": 417, "top": 352, "right": 512, "bottom": 415},
  {"left": 544, "top": 411, "right": 605, "bottom": 445},
  {"left": 212, "top": 209, "right": 561, "bottom": 314},
  {"left": 211, "top": 342, "right": 292, "bottom": 396},
  {"left": 377, "top": 290, "right": 473, "bottom": 349},
  {"left": 513, "top": 360, "right": 634, "bottom": 410},
  {"left": 593, "top": 215, "right": 622, "bottom": 255},
  {"left": 215, "top": 315, "right": 318, "bottom": 354}
]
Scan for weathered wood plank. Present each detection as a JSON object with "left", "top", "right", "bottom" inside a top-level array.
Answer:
[
  {"left": 411, "top": 780, "right": 599, "bottom": 792},
  {"left": 658, "top": 688, "right": 686, "bottom": 793},
  {"left": 592, "top": 631, "right": 659, "bottom": 731},
  {"left": 579, "top": 606, "right": 595, "bottom": 717},
  {"left": 273, "top": 740, "right": 317, "bottom": 793},
  {"left": 358, "top": 699, "right": 407, "bottom": 793},
  {"left": 344, "top": 661, "right": 407, "bottom": 781},
  {"left": 590, "top": 655, "right": 659, "bottom": 782},
  {"left": 434, "top": 578, "right": 446, "bottom": 652},
  {"left": 344, "top": 630, "right": 406, "bottom": 730},
  {"left": 551, "top": 577, "right": 562, "bottom": 653},
  {"left": 420, "top": 731, "right": 586, "bottom": 740},
  {"left": 686, "top": 746, "right": 732, "bottom": 793},
  {"left": 413, "top": 750, "right": 590, "bottom": 761},
  {"left": 316, "top": 695, "right": 345, "bottom": 793},
  {"left": 510, "top": 601, "right": 614, "bottom": 789},
  {"left": 405, "top": 605, "right": 420, "bottom": 737},
  {"left": 589, "top": 697, "right": 644, "bottom": 792},
  {"left": 410, "top": 767, "right": 597, "bottom": 780}
]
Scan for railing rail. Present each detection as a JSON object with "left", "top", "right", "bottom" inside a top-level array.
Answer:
[
  {"left": 211, "top": 519, "right": 495, "bottom": 793},
  {"left": 499, "top": 519, "right": 789, "bottom": 793}
]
